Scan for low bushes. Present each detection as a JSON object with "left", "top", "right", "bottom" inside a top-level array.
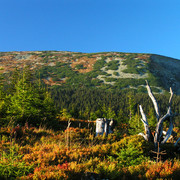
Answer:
[{"left": 0, "top": 127, "right": 180, "bottom": 179}]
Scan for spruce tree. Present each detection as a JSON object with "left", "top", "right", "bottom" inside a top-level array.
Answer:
[{"left": 6, "top": 68, "right": 57, "bottom": 127}]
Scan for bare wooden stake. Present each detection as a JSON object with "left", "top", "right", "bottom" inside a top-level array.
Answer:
[
  {"left": 150, "top": 142, "right": 166, "bottom": 163},
  {"left": 66, "top": 119, "right": 71, "bottom": 150}
]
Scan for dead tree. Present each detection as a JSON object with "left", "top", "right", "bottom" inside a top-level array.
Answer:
[{"left": 139, "top": 80, "right": 179, "bottom": 150}]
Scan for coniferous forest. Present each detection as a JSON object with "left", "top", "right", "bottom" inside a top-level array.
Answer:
[{"left": 0, "top": 55, "right": 180, "bottom": 179}]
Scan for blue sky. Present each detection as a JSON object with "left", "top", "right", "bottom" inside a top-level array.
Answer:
[{"left": 0, "top": 0, "right": 180, "bottom": 59}]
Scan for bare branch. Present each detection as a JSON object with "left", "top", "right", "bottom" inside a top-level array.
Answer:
[
  {"left": 145, "top": 80, "right": 160, "bottom": 121},
  {"left": 154, "top": 107, "right": 172, "bottom": 145},
  {"left": 161, "top": 117, "right": 173, "bottom": 144},
  {"left": 138, "top": 133, "right": 148, "bottom": 141},
  {"left": 169, "top": 87, "right": 173, "bottom": 105},
  {"left": 139, "top": 105, "right": 153, "bottom": 142},
  {"left": 157, "top": 88, "right": 173, "bottom": 144},
  {"left": 167, "top": 87, "right": 173, "bottom": 116},
  {"left": 67, "top": 119, "right": 71, "bottom": 129},
  {"left": 174, "top": 137, "right": 180, "bottom": 147},
  {"left": 139, "top": 105, "right": 147, "bottom": 122}
]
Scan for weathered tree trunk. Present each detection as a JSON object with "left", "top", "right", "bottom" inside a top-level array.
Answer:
[
  {"left": 96, "top": 118, "right": 105, "bottom": 136},
  {"left": 139, "top": 80, "right": 179, "bottom": 150},
  {"left": 96, "top": 118, "right": 115, "bottom": 136}
]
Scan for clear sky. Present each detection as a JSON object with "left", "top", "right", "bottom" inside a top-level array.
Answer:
[{"left": 0, "top": 0, "right": 180, "bottom": 59}]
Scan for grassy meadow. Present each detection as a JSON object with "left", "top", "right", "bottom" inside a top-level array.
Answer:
[{"left": 0, "top": 122, "right": 180, "bottom": 180}]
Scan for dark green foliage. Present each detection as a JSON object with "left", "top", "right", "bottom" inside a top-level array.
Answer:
[
  {"left": 89, "top": 105, "right": 116, "bottom": 120},
  {"left": 146, "top": 70, "right": 162, "bottom": 87},
  {"left": 0, "top": 68, "right": 57, "bottom": 127},
  {"left": 37, "top": 63, "right": 76, "bottom": 80},
  {"left": 0, "top": 93, "right": 7, "bottom": 127},
  {"left": 108, "top": 135, "right": 151, "bottom": 167},
  {"left": 51, "top": 86, "right": 124, "bottom": 120},
  {"left": 104, "top": 77, "right": 117, "bottom": 82},
  {"left": 113, "top": 72, "right": 119, "bottom": 76},
  {"left": 93, "top": 56, "right": 106, "bottom": 70},
  {"left": 122, "top": 54, "right": 146, "bottom": 74},
  {"left": 51, "top": 85, "right": 180, "bottom": 125},
  {"left": 105, "top": 60, "right": 119, "bottom": 71},
  {"left": 75, "top": 64, "right": 87, "bottom": 70},
  {"left": 114, "top": 78, "right": 146, "bottom": 89},
  {"left": 127, "top": 92, "right": 144, "bottom": 135},
  {"left": 137, "top": 86, "right": 147, "bottom": 93},
  {"left": 0, "top": 144, "right": 34, "bottom": 179},
  {"left": 36, "top": 58, "right": 109, "bottom": 88}
]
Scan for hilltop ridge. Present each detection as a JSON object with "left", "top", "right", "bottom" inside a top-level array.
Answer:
[{"left": 0, "top": 51, "right": 180, "bottom": 94}]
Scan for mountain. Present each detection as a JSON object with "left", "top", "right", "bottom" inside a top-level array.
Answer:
[{"left": 0, "top": 51, "right": 180, "bottom": 94}]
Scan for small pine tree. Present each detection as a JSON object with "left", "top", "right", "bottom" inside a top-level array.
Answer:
[
  {"left": 147, "top": 107, "right": 157, "bottom": 132},
  {"left": 6, "top": 68, "right": 57, "bottom": 127},
  {"left": 0, "top": 90, "right": 7, "bottom": 126},
  {"left": 127, "top": 93, "right": 136, "bottom": 123},
  {"left": 127, "top": 93, "right": 144, "bottom": 135},
  {"left": 106, "top": 107, "right": 116, "bottom": 119},
  {"left": 59, "top": 108, "right": 72, "bottom": 120},
  {"left": 99, "top": 104, "right": 116, "bottom": 119},
  {"left": 129, "top": 113, "right": 144, "bottom": 135}
]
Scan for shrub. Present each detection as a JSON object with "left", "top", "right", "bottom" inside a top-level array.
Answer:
[
  {"left": 75, "top": 64, "right": 87, "bottom": 70},
  {"left": 105, "top": 60, "right": 119, "bottom": 71},
  {"left": 109, "top": 135, "right": 151, "bottom": 167},
  {"left": 0, "top": 144, "right": 34, "bottom": 179}
]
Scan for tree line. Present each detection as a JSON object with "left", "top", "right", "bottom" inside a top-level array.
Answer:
[
  {"left": 0, "top": 67, "right": 179, "bottom": 133},
  {"left": 51, "top": 84, "right": 180, "bottom": 133}
]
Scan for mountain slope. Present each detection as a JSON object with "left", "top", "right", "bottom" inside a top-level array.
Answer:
[
  {"left": 0, "top": 51, "right": 179, "bottom": 94},
  {"left": 150, "top": 54, "right": 180, "bottom": 94}
]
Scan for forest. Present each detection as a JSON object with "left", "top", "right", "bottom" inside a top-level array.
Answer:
[{"left": 0, "top": 67, "right": 180, "bottom": 179}]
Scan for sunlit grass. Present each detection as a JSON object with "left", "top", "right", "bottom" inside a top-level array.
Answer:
[{"left": 0, "top": 125, "right": 180, "bottom": 179}]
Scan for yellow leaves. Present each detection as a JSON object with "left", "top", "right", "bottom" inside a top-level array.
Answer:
[
  {"left": 144, "top": 160, "right": 180, "bottom": 179},
  {"left": 32, "top": 165, "right": 68, "bottom": 180},
  {"left": 1, "top": 126, "right": 180, "bottom": 179}
]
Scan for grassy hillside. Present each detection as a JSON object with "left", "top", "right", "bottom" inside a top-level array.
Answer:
[{"left": 0, "top": 51, "right": 180, "bottom": 94}]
